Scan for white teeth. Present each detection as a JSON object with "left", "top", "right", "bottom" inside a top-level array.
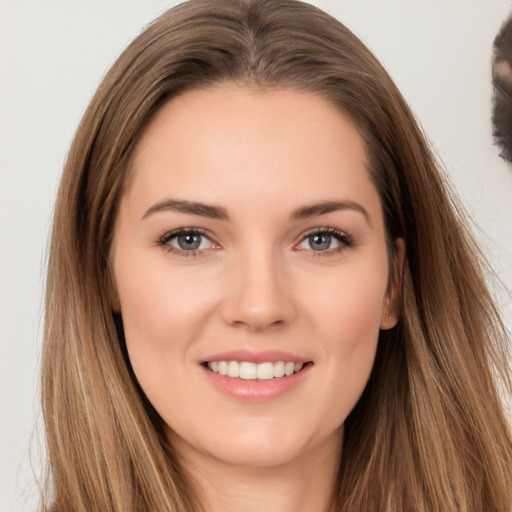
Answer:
[
  {"left": 206, "top": 360, "right": 306, "bottom": 380},
  {"left": 257, "top": 362, "right": 274, "bottom": 380},
  {"left": 227, "top": 361, "right": 239, "bottom": 378},
  {"left": 218, "top": 361, "right": 228, "bottom": 376},
  {"left": 239, "top": 362, "right": 257, "bottom": 380},
  {"left": 273, "top": 361, "right": 285, "bottom": 378}
]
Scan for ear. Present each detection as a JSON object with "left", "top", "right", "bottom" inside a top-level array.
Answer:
[{"left": 380, "top": 237, "right": 406, "bottom": 330}]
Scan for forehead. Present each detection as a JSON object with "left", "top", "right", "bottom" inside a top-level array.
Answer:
[{"left": 124, "top": 84, "right": 381, "bottom": 221}]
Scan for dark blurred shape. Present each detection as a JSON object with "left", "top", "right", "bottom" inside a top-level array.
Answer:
[{"left": 492, "top": 15, "right": 512, "bottom": 163}]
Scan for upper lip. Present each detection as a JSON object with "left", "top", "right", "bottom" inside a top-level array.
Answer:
[{"left": 199, "top": 349, "right": 311, "bottom": 365}]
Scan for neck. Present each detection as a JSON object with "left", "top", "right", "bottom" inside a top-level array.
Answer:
[{"left": 175, "top": 430, "right": 343, "bottom": 512}]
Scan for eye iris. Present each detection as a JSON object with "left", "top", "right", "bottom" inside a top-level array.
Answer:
[
  {"left": 309, "top": 233, "right": 331, "bottom": 251},
  {"left": 177, "top": 233, "right": 201, "bottom": 250}
]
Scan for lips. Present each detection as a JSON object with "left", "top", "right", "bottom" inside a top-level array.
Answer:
[
  {"left": 207, "top": 360, "right": 304, "bottom": 380},
  {"left": 200, "top": 349, "right": 312, "bottom": 401}
]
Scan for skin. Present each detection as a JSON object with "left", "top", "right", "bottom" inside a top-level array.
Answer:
[{"left": 111, "top": 84, "right": 403, "bottom": 512}]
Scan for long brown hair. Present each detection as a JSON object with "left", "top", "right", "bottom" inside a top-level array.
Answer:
[{"left": 42, "top": 1, "right": 512, "bottom": 510}]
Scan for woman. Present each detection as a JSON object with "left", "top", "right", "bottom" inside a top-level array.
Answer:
[{"left": 41, "top": 0, "right": 512, "bottom": 510}]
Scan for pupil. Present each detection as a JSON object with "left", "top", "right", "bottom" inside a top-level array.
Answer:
[
  {"left": 178, "top": 233, "right": 201, "bottom": 250},
  {"left": 310, "top": 233, "right": 331, "bottom": 251}
]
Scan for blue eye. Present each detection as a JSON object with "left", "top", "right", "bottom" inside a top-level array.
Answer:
[
  {"left": 174, "top": 233, "right": 204, "bottom": 250},
  {"left": 158, "top": 229, "right": 216, "bottom": 254},
  {"left": 307, "top": 233, "right": 333, "bottom": 251},
  {"left": 298, "top": 228, "right": 352, "bottom": 253}
]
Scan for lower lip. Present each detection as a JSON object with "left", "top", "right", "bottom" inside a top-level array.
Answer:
[{"left": 201, "top": 364, "right": 312, "bottom": 402}]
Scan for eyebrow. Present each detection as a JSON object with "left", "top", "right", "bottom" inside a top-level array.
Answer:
[
  {"left": 290, "top": 200, "right": 371, "bottom": 225},
  {"left": 142, "top": 198, "right": 370, "bottom": 224},
  {"left": 142, "top": 199, "right": 230, "bottom": 220}
]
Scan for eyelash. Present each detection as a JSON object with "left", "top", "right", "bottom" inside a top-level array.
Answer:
[
  {"left": 156, "top": 226, "right": 354, "bottom": 258},
  {"left": 157, "top": 228, "right": 215, "bottom": 257},
  {"left": 297, "top": 227, "right": 354, "bottom": 256}
]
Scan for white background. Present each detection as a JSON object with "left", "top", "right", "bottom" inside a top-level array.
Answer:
[{"left": 1, "top": 1, "right": 511, "bottom": 510}]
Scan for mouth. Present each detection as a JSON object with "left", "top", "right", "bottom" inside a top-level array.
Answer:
[{"left": 202, "top": 360, "right": 311, "bottom": 380}]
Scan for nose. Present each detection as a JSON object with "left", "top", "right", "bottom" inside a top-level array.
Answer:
[{"left": 221, "top": 249, "right": 297, "bottom": 331}]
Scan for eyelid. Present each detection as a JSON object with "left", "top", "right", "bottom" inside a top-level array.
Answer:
[
  {"left": 295, "top": 226, "right": 354, "bottom": 254},
  {"left": 156, "top": 225, "right": 354, "bottom": 257},
  {"left": 157, "top": 227, "right": 220, "bottom": 256}
]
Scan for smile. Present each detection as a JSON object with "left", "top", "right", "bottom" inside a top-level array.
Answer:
[{"left": 207, "top": 361, "right": 304, "bottom": 380}]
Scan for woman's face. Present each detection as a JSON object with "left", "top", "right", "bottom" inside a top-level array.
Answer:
[{"left": 111, "top": 84, "right": 401, "bottom": 469}]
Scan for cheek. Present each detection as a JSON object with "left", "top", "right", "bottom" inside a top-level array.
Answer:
[
  {"left": 304, "top": 262, "right": 387, "bottom": 411},
  {"left": 308, "top": 263, "right": 388, "bottom": 344},
  {"left": 115, "top": 252, "right": 213, "bottom": 339},
  {"left": 113, "top": 258, "right": 218, "bottom": 422},
  {"left": 112, "top": 251, "right": 217, "bottom": 385}
]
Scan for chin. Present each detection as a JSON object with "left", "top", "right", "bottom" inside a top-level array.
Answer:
[
  {"left": 205, "top": 437, "right": 308, "bottom": 469},
  {"left": 168, "top": 417, "right": 343, "bottom": 471}
]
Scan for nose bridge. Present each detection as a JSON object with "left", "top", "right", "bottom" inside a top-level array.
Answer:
[{"left": 222, "top": 242, "right": 296, "bottom": 330}]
